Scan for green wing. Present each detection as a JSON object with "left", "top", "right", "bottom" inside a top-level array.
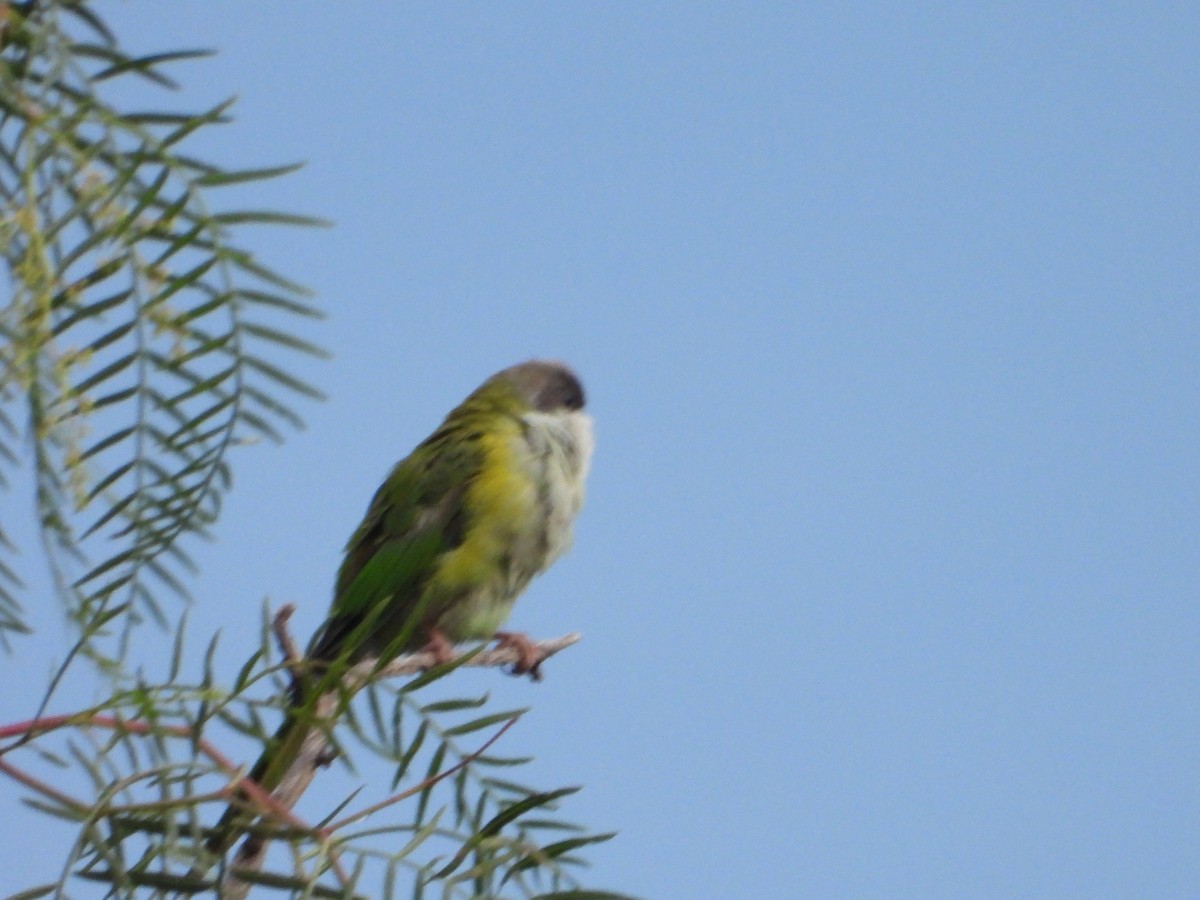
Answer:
[
  {"left": 207, "top": 427, "right": 485, "bottom": 859},
  {"left": 307, "top": 430, "right": 477, "bottom": 665}
]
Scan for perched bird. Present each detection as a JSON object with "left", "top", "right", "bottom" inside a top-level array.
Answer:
[{"left": 206, "top": 359, "right": 593, "bottom": 857}]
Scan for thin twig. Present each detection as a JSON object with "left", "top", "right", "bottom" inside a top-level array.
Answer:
[
  {"left": 0, "top": 757, "right": 89, "bottom": 814},
  {"left": 272, "top": 602, "right": 304, "bottom": 676},
  {"left": 372, "top": 631, "right": 581, "bottom": 681},
  {"left": 0, "top": 712, "right": 308, "bottom": 833}
]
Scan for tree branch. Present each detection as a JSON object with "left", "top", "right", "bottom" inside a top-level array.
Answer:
[
  {"left": 219, "top": 619, "right": 581, "bottom": 896},
  {"left": 0, "top": 623, "right": 581, "bottom": 896}
]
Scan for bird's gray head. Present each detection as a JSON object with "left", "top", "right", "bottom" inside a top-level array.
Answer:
[
  {"left": 497, "top": 360, "right": 586, "bottom": 414},
  {"left": 491, "top": 360, "right": 593, "bottom": 489}
]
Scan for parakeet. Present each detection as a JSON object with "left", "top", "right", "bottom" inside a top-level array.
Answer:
[{"left": 206, "top": 360, "right": 592, "bottom": 857}]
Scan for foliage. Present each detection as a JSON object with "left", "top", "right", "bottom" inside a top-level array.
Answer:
[
  {"left": 0, "top": 0, "right": 325, "bottom": 664},
  {"left": 1, "top": 609, "right": 627, "bottom": 899}
]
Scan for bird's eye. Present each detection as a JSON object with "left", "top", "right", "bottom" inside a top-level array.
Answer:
[
  {"left": 561, "top": 377, "right": 585, "bottom": 411},
  {"left": 532, "top": 366, "right": 586, "bottom": 412}
]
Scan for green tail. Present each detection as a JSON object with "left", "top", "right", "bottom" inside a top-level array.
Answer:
[{"left": 204, "top": 707, "right": 313, "bottom": 858}]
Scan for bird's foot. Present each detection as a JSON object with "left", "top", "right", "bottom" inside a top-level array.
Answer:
[
  {"left": 493, "top": 631, "right": 545, "bottom": 681},
  {"left": 421, "top": 629, "right": 456, "bottom": 667}
]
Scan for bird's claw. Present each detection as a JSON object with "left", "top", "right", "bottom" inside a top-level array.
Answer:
[
  {"left": 493, "top": 631, "right": 545, "bottom": 681},
  {"left": 421, "top": 629, "right": 456, "bottom": 667}
]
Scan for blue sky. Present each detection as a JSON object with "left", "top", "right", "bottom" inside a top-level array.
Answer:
[{"left": 3, "top": 3, "right": 1199, "bottom": 898}]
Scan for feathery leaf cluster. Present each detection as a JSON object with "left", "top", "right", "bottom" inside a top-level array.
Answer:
[
  {"left": 2, "top": 610, "right": 630, "bottom": 899},
  {"left": 0, "top": 0, "right": 326, "bottom": 661}
]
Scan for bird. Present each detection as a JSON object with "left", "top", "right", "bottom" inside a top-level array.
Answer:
[{"left": 204, "top": 359, "right": 593, "bottom": 858}]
